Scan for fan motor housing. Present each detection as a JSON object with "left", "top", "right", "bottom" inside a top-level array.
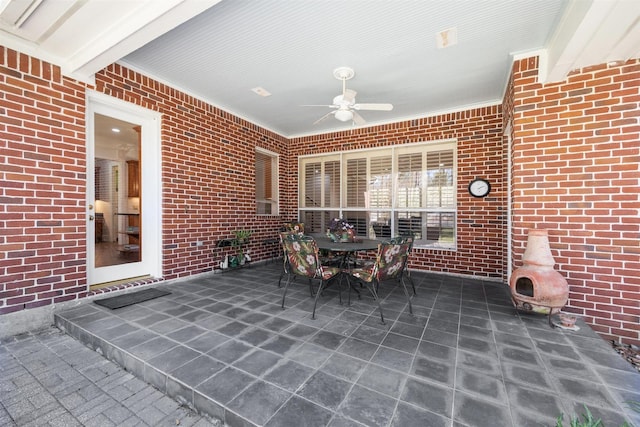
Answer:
[{"left": 333, "top": 66, "right": 355, "bottom": 81}]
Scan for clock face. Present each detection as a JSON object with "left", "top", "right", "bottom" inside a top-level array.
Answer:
[{"left": 468, "top": 178, "right": 491, "bottom": 198}]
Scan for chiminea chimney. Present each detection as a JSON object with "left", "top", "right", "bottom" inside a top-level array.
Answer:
[{"left": 509, "top": 229, "right": 568, "bottom": 326}]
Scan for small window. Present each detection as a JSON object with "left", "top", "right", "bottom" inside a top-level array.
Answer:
[{"left": 256, "top": 149, "right": 278, "bottom": 215}]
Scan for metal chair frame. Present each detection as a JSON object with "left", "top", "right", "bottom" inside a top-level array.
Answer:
[
  {"left": 346, "top": 241, "right": 413, "bottom": 324},
  {"left": 280, "top": 235, "right": 342, "bottom": 318},
  {"left": 390, "top": 234, "right": 417, "bottom": 295}
]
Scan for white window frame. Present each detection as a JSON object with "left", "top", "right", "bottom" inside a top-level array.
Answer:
[
  {"left": 256, "top": 147, "right": 279, "bottom": 215},
  {"left": 298, "top": 140, "right": 457, "bottom": 249}
]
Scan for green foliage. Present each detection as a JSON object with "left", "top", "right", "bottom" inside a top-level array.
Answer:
[
  {"left": 555, "top": 404, "right": 636, "bottom": 427},
  {"left": 232, "top": 230, "right": 252, "bottom": 241},
  {"left": 231, "top": 230, "right": 252, "bottom": 261},
  {"left": 556, "top": 406, "right": 603, "bottom": 427},
  {"left": 626, "top": 400, "right": 640, "bottom": 414}
]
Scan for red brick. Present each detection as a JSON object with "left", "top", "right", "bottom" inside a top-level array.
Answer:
[
  {"left": 509, "top": 57, "right": 640, "bottom": 344},
  {"left": 2, "top": 47, "right": 638, "bottom": 345}
]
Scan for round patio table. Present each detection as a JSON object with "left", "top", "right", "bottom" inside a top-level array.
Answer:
[
  {"left": 312, "top": 235, "right": 380, "bottom": 269},
  {"left": 313, "top": 236, "right": 380, "bottom": 252},
  {"left": 311, "top": 235, "right": 380, "bottom": 303}
]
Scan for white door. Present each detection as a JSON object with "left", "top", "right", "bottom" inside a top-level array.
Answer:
[{"left": 86, "top": 91, "right": 162, "bottom": 286}]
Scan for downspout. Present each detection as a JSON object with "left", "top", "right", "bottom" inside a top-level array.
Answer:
[{"left": 504, "top": 121, "right": 513, "bottom": 282}]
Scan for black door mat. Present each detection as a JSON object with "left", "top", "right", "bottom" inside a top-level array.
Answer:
[{"left": 94, "top": 288, "right": 171, "bottom": 310}]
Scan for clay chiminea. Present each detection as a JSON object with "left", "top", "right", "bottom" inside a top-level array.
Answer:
[{"left": 509, "top": 229, "right": 568, "bottom": 326}]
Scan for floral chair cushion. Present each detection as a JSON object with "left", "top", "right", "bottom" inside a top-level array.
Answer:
[
  {"left": 350, "top": 269, "right": 374, "bottom": 282},
  {"left": 282, "top": 234, "right": 341, "bottom": 279},
  {"left": 283, "top": 235, "right": 319, "bottom": 278},
  {"left": 346, "top": 241, "right": 412, "bottom": 324},
  {"left": 376, "top": 242, "right": 410, "bottom": 281},
  {"left": 389, "top": 234, "right": 415, "bottom": 282},
  {"left": 350, "top": 242, "right": 410, "bottom": 283},
  {"left": 285, "top": 222, "right": 305, "bottom": 234},
  {"left": 280, "top": 234, "right": 342, "bottom": 318}
]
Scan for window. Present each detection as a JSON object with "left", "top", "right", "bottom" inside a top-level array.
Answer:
[
  {"left": 256, "top": 148, "right": 278, "bottom": 215},
  {"left": 299, "top": 141, "right": 456, "bottom": 249}
]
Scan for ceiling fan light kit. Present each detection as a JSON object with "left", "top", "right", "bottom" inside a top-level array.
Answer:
[
  {"left": 306, "top": 66, "right": 393, "bottom": 125},
  {"left": 334, "top": 109, "right": 353, "bottom": 122}
]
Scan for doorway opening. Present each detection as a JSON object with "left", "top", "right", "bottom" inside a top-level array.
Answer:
[
  {"left": 87, "top": 91, "right": 161, "bottom": 288},
  {"left": 94, "top": 115, "right": 141, "bottom": 268}
]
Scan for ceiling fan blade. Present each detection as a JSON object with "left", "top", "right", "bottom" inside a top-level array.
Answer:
[
  {"left": 313, "top": 111, "right": 335, "bottom": 125},
  {"left": 343, "top": 89, "right": 357, "bottom": 104},
  {"left": 352, "top": 111, "right": 366, "bottom": 125},
  {"left": 302, "top": 104, "right": 337, "bottom": 108},
  {"left": 353, "top": 103, "right": 393, "bottom": 111}
]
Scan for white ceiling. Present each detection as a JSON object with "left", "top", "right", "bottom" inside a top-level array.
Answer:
[
  {"left": 2, "top": 0, "right": 639, "bottom": 138},
  {"left": 93, "top": 114, "right": 139, "bottom": 161}
]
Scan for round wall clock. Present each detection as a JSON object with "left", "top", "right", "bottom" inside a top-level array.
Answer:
[{"left": 468, "top": 178, "right": 491, "bottom": 198}]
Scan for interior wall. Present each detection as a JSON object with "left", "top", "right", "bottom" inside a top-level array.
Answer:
[{"left": 509, "top": 57, "right": 640, "bottom": 346}]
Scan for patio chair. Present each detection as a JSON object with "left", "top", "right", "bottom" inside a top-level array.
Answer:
[
  {"left": 390, "top": 234, "right": 417, "bottom": 295},
  {"left": 284, "top": 221, "right": 305, "bottom": 234},
  {"left": 346, "top": 241, "right": 413, "bottom": 324},
  {"left": 280, "top": 234, "right": 342, "bottom": 318},
  {"left": 277, "top": 223, "right": 307, "bottom": 287},
  {"left": 277, "top": 231, "right": 294, "bottom": 288}
]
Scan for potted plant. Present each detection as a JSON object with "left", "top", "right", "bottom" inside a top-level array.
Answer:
[
  {"left": 327, "top": 218, "right": 354, "bottom": 242},
  {"left": 232, "top": 230, "right": 252, "bottom": 265}
]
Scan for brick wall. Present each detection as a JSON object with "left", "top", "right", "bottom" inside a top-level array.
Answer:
[
  {"left": 95, "top": 64, "right": 290, "bottom": 280},
  {"left": 1, "top": 47, "right": 88, "bottom": 314},
  {"left": 3, "top": 45, "right": 638, "bottom": 346},
  {"left": 1, "top": 48, "right": 290, "bottom": 315},
  {"left": 289, "top": 106, "right": 508, "bottom": 280},
  {"left": 508, "top": 57, "right": 640, "bottom": 345}
]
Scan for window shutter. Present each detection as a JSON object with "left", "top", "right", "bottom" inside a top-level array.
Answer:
[
  {"left": 397, "top": 153, "right": 422, "bottom": 208},
  {"left": 256, "top": 152, "right": 266, "bottom": 200},
  {"left": 256, "top": 150, "right": 278, "bottom": 214},
  {"left": 325, "top": 160, "right": 340, "bottom": 208},
  {"left": 304, "top": 162, "right": 321, "bottom": 207},
  {"left": 426, "top": 150, "right": 454, "bottom": 208},
  {"left": 345, "top": 158, "right": 366, "bottom": 207},
  {"left": 299, "top": 142, "right": 455, "bottom": 248},
  {"left": 369, "top": 155, "right": 392, "bottom": 208}
]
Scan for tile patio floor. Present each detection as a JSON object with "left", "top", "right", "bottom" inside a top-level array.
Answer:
[{"left": 54, "top": 263, "right": 640, "bottom": 427}]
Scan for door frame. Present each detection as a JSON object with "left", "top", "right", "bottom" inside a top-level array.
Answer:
[{"left": 86, "top": 90, "right": 162, "bottom": 286}]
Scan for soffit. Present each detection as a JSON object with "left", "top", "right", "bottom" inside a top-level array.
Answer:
[{"left": 1, "top": 0, "right": 638, "bottom": 138}]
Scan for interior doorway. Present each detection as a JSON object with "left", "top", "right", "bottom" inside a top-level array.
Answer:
[
  {"left": 86, "top": 91, "right": 162, "bottom": 287},
  {"left": 94, "top": 114, "right": 140, "bottom": 268}
]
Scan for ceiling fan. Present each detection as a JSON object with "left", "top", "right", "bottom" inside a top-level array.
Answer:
[{"left": 306, "top": 67, "right": 393, "bottom": 125}]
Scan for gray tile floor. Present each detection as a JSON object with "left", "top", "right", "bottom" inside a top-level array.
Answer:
[{"left": 50, "top": 263, "right": 639, "bottom": 427}]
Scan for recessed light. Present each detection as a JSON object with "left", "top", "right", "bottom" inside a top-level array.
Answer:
[
  {"left": 251, "top": 87, "right": 271, "bottom": 97},
  {"left": 111, "top": 128, "right": 121, "bottom": 133}
]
